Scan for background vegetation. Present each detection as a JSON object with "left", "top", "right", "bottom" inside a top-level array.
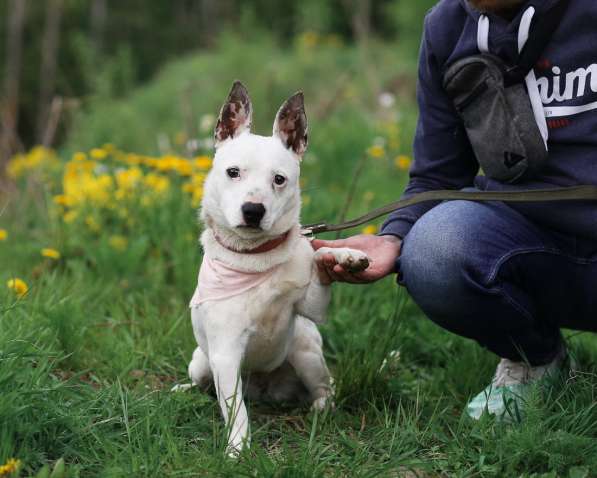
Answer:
[{"left": 1, "top": 1, "right": 597, "bottom": 477}]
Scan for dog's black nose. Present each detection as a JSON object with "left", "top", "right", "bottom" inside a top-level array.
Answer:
[{"left": 241, "top": 202, "right": 266, "bottom": 227}]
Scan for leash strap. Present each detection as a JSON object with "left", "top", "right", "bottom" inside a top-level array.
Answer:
[{"left": 301, "top": 186, "right": 597, "bottom": 235}]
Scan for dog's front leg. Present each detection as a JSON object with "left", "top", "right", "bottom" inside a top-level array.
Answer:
[
  {"left": 294, "top": 265, "right": 331, "bottom": 324},
  {"left": 209, "top": 347, "right": 249, "bottom": 456},
  {"left": 296, "top": 247, "right": 370, "bottom": 323}
]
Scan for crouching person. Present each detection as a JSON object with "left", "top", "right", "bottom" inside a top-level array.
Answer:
[{"left": 314, "top": 0, "right": 597, "bottom": 420}]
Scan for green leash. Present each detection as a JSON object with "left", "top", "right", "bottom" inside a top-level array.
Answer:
[{"left": 301, "top": 185, "right": 597, "bottom": 236}]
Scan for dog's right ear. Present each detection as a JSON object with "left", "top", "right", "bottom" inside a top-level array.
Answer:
[{"left": 214, "top": 81, "right": 252, "bottom": 147}]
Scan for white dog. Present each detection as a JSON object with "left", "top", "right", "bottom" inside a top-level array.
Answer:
[{"left": 177, "top": 81, "right": 369, "bottom": 454}]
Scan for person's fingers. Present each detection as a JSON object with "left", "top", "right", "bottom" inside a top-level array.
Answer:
[
  {"left": 326, "top": 268, "right": 343, "bottom": 282},
  {"left": 332, "top": 264, "right": 369, "bottom": 284},
  {"left": 314, "top": 250, "right": 376, "bottom": 283},
  {"left": 311, "top": 238, "right": 349, "bottom": 250}
]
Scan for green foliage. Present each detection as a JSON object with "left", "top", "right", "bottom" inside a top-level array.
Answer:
[
  {"left": 1, "top": 0, "right": 428, "bottom": 150},
  {"left": 2, "top": 22, "right": 597, "bottom": 478},
  {"left": 386, "top": 0, "right": 438, "bottom": 50}
]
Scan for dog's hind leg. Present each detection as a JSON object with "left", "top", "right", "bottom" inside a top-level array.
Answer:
[{"left": 288, "top": 316, "right": 334, "bottom": 411}]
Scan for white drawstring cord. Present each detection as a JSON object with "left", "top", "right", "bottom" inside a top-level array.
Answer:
[
  {"left": 518, "top": 7, "right": 549, "bottom": 149},
  {"left": 477, "top": 8, "right": 549, "bottom": 150},
  {"left": 477, "top": 14, "right": 490, "bottom": 53}
]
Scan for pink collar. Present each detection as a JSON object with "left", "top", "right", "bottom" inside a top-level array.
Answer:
[{"left": 213, "top": 230, "right": 290, "bottom": 254}]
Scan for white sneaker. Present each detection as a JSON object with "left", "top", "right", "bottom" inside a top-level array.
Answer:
[{"left": 466, "top": 348, "right": 569, "bottom": 421}]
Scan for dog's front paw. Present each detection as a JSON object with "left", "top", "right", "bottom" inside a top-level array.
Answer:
[
  {"left": 171, "top": 383, "right": 195, "bottom": 392},
  {"left": 226, "top": 437, "right": 250, "bottom": 459},
  {"left": 316, "top": 247, "right": 370, "bottom": 273}
]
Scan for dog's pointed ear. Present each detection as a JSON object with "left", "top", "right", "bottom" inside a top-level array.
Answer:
[
  {"left": 214, "top": 81, "right": 253, "bottom": 147},
  {"left": 273, "top": 91, "right": 308, "bottom": 157}
]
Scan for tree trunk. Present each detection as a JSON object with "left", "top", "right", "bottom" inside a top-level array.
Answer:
[
  {"left": 341, "top": 0, "right": 371, "bottom": 44},
  {"left": 37, "top": 0, "right": 64, "bottom": 145},
  {"left": 1, "top": 0, "right": 27, "bottom": 170},
  {"left": 90, "top": 0, "right": 107, "bottom": 57},
  {"left": 199, "top": 0, "right": 219, "bottom": 47}
]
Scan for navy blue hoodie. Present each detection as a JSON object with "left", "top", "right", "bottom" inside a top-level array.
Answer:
[{"left": 381, "top": 0, "right": 597, "bottom": 241}]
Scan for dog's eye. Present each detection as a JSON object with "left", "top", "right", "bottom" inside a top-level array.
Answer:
[
  {"left": 274, "top": 175, "right": 286, "bottom": 186},
  {"left": 226, "top": 167, "right": 240, "bottom": 179}
]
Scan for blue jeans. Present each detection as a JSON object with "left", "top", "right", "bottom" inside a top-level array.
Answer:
[{"left": 398, "top": 200, "right": 597, "bottom": 366}]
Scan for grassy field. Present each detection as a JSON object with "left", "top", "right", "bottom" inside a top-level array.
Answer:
[{"left": 2, "top": 35, "right": 597, "bottom": 477}]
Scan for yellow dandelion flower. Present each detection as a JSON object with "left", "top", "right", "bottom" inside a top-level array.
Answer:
[
  {"left": 302, "top": 195, "right": 311, "bottom": 206},
  {"left": 125, "top": 153, "right": 141, "bottom": 166},
  {"left": 109, "top": 235, "right": 128, "bottom": 252},
  {"left": 0, "top": 229, "right": 7, "bottom": 241},
  {"left": 53, "top": 194, "right": 74, "bottom": 207},
  {"left": 72, "top": 152, "right": 87, "bottom": 162},
  {"left": 191, "top": 188, "right": 204, "bottom": 207},
  {"left": 90, "top": 148, "right": 108, "bottom": 160},
  {"left": 7, "top": 278, "right": 28, "bottom": 298},
  {"left": 115, "top": 167, "right": 143, "bottom": 190},
  {"left": 144, "top": 173, "right": 170, "bottom": 193},
  {"left": 363, "top": 191, "right": 375, "bottom": 201},
  {"left": 367, "top": 145, "right": 385, "bottom": 158},
  {"left": 394, "top": 155, "right": 412, "bottom": 170},
  {"left": 0, "top": 458, "right": 21, "bottom": 476},
  {"left": 298, "top": 30, "right": 319, "bottom": 49},
  {"left": 6, "top": 146, "right": 58, "bottom": 179},
  {"left": 41, "top": 248, "right": 61, "bottom": 260},
  {"left": 63, "top": 210, "right": 78, "bottom": 223},
  {"left": 362, "top": 224, "right": 378, "bottom": 235},
  {"left": 193, "top": 156, "right": 212, "bottom": 170},
  {"left": 175, "top": 159, "right": 193, "bottom": 176}
]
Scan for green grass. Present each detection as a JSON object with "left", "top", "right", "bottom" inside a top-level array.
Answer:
[{"left": 2, "top": 36, "right": 597, "bottom": 477}]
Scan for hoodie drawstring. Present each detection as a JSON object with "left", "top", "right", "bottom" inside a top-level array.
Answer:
[{"left": 477, "top": 8, "right": 549, "bottom": 150}]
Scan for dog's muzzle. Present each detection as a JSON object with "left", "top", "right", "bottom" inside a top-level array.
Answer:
[{"left": 241, "top": 202, "right": 266, "bottom": 228}]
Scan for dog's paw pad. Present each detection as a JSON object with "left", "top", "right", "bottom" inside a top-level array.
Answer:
[{"left": 338, "top": 249, "right": 370, "bottom": 273}]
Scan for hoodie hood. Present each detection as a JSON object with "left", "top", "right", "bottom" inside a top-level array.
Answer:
[{"left": 459, "top": 0, "right": 560, "bottom": 22}]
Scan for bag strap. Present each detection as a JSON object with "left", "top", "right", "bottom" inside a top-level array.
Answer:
[
  {"left": 506, "top": 0, "right": 571, "bottom": 83},
  {"left": 301, "top": 185, "right": 597, "bottom": 235}
]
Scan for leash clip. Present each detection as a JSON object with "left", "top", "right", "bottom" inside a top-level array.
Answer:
[{"left": 300, "top": 223, "right": 328, "bottom": 238}]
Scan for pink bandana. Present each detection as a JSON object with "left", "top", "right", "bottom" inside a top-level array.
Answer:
[{"left": 189, "top": 256, "right": 278, "bottom": 307}]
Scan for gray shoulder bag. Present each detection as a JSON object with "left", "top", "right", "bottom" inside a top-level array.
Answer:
[{"left": 443, "top": 0, "right": 570, "bottom": 183}]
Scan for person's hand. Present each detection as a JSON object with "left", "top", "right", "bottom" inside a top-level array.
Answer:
[{"left": 312, "top": 234, "right": 402, "bottom": 284}]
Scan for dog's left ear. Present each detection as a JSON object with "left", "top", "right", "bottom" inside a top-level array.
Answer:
[
  {"left": 273, "top": 92, "right": 308, "bottom": 157},
  {"left": 214, "top": 80, "right": 253, "bottom": 147}
]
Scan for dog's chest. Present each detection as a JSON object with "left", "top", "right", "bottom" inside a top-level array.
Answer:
[
  {"left": 242, "top": 246, "right": 312, "bottom": 369},
  {"left": 246, "top": 254, "right": 311, "bottom": 326}
]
